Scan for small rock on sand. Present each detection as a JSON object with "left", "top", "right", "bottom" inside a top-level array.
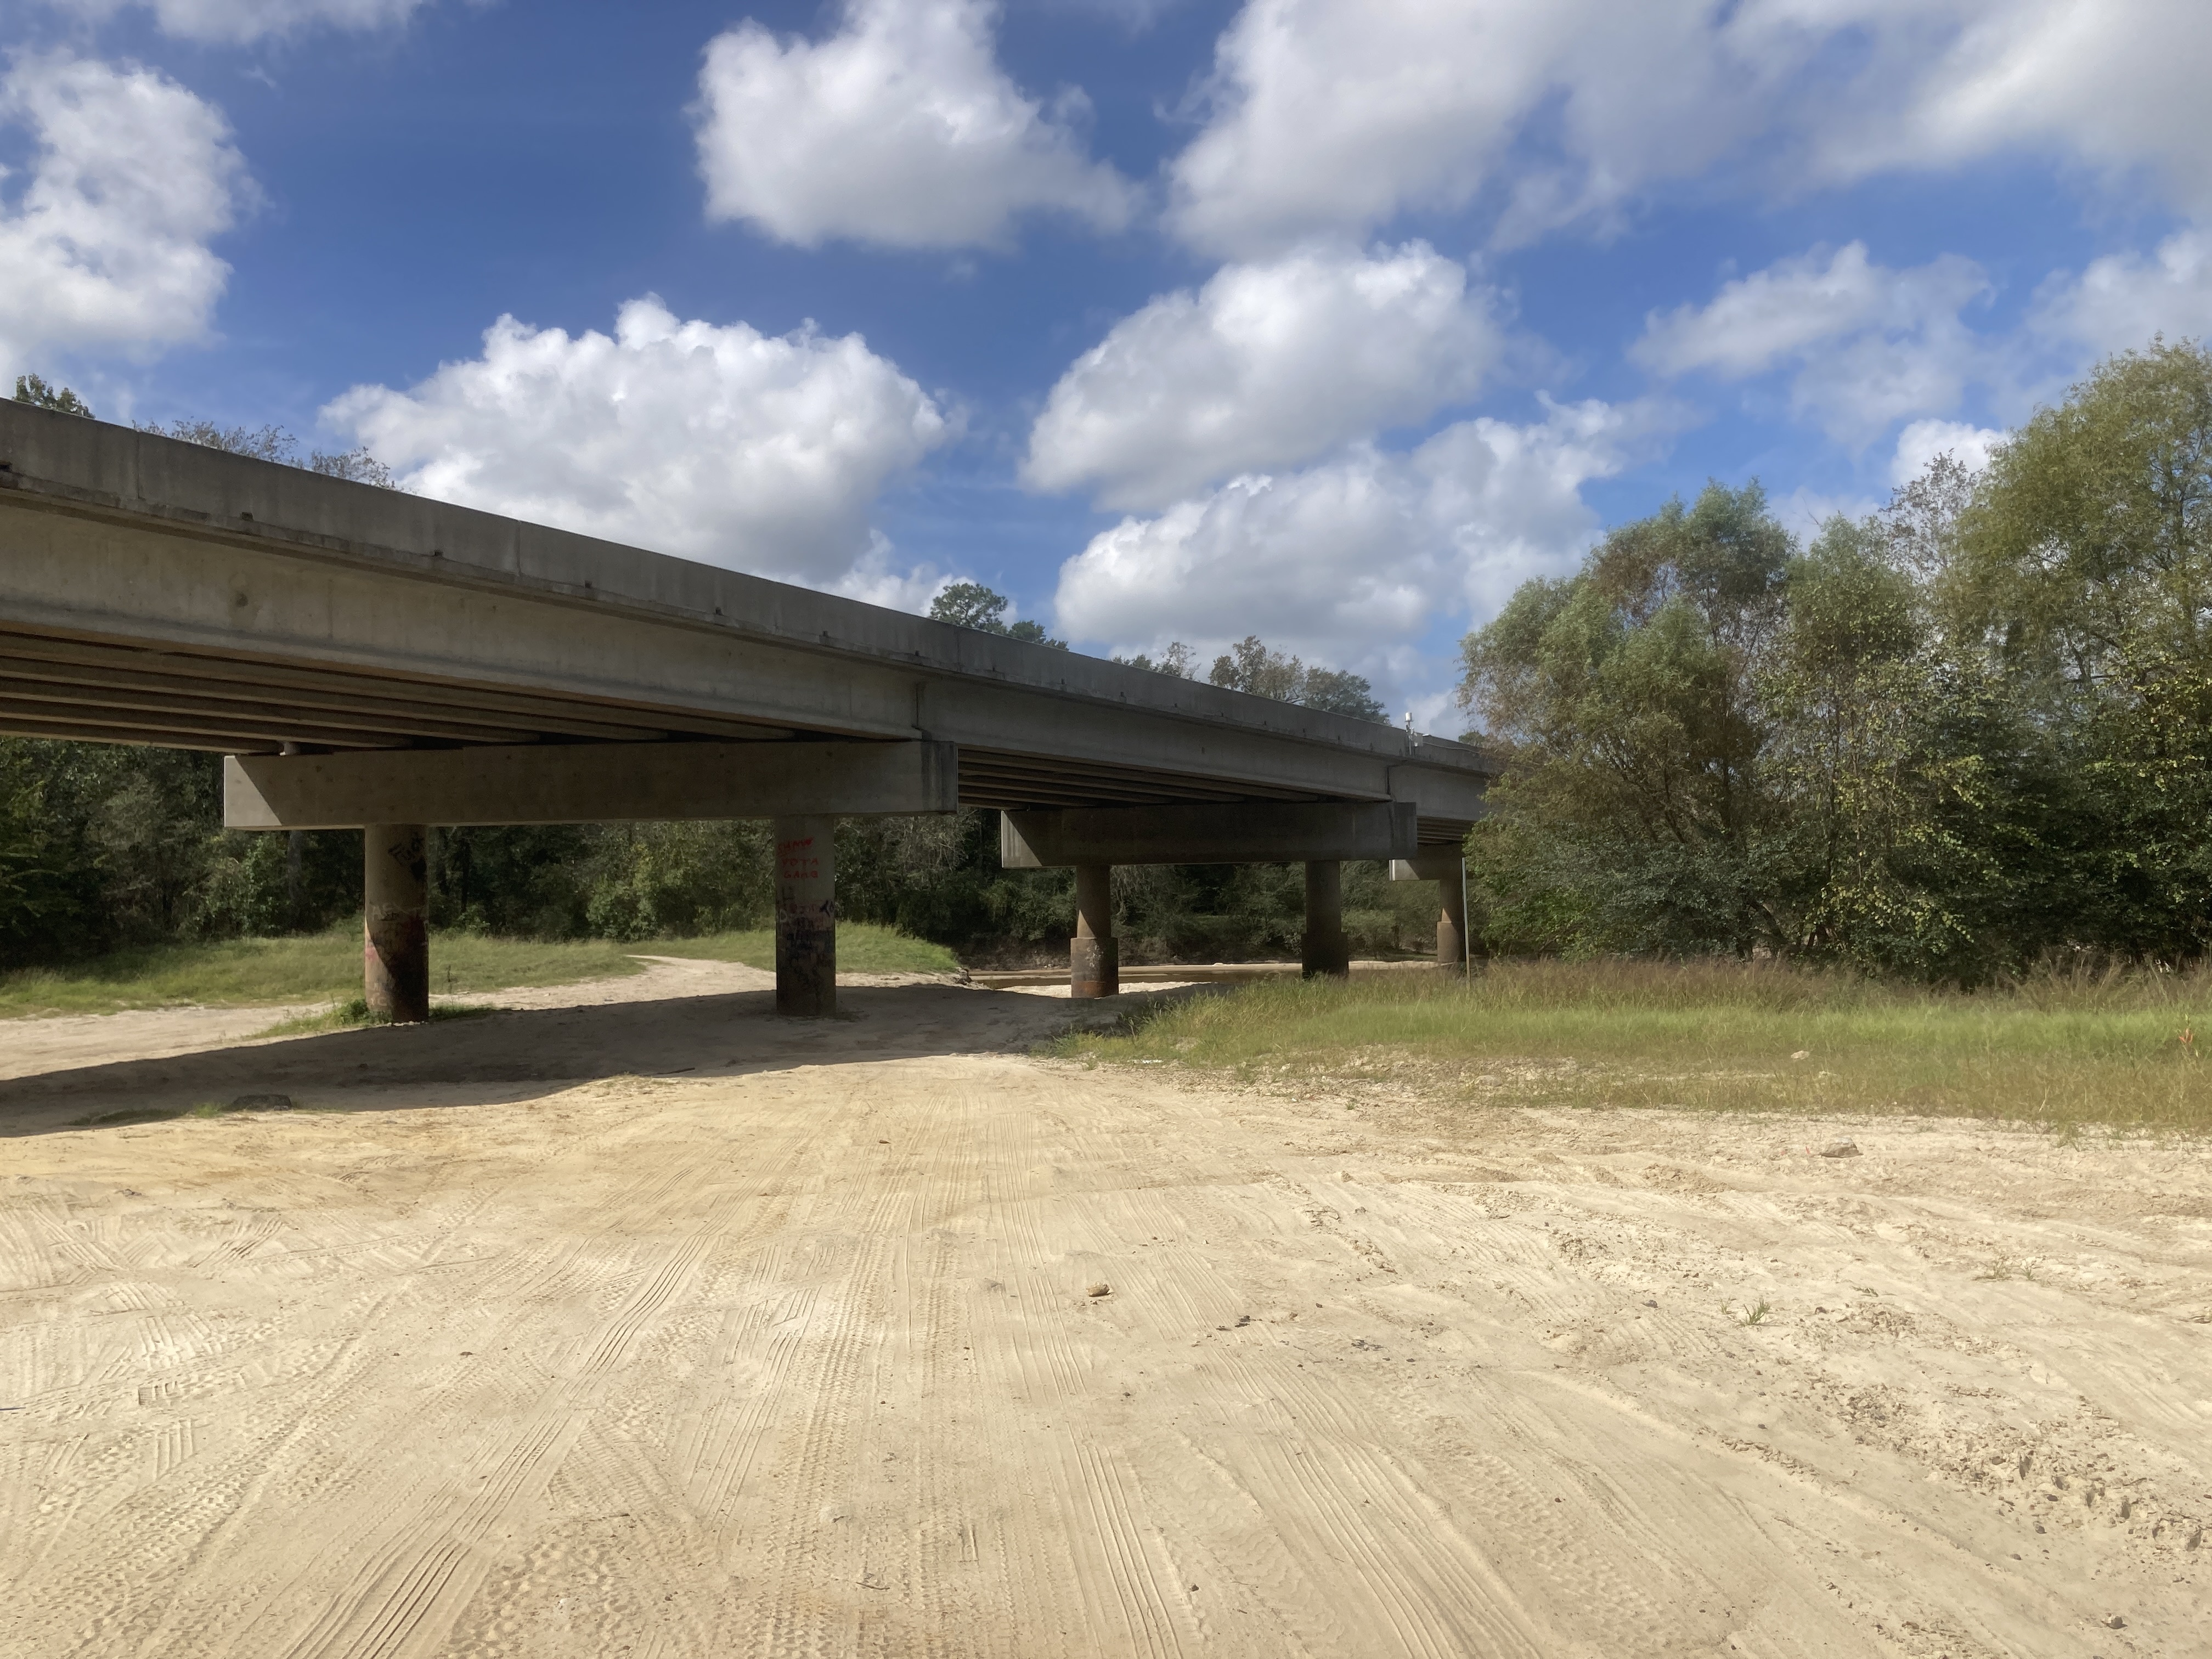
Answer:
[
  {"left": 1086, "top": 1283, "right": 1112, "bottom": 1298},
  {"left": 1819, "top": 1138, "right": 1861, "bottom": 1158}
]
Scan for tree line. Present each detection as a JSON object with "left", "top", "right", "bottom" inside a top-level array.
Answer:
[
  {"left": 12, "top": 375, "right": 399, "bottom": 484},
  {"left": 1458, "top": 340, "right": 2212, "bottom": 980},
  {"left": 932, "top": 579, "right": 1390, "bottom": 721}
]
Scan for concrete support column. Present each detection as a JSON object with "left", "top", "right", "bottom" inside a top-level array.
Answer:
[
  {"left": 363, "top": 823, "right": 429, "bottom": 1023},
  {"left": 1302, "top": 860, "right": 1349, "bottom": 978},
  {"left": 1437, "top": 866, "right": 1468, "bottom": 972},
  {"left": 1070, "top": 864, "right": 1119, "bottom": 998},
  {"left": 774, "top": 815, "right": 837, "bottom": 1017}
]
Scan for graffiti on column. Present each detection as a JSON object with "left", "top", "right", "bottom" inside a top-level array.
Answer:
[
  {"left": 777, "top": 834, "right": 820, "bottom": 884},
  {"left": 775, "top": 832, "right": 836, "bottom": 992},
  {"left": 384, "top": 830, "right": 427, "bottom": 885}
]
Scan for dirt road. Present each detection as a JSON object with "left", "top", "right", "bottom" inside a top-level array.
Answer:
[{"left": 3, "top": 972, "right": 2208, "bottom": 1656}]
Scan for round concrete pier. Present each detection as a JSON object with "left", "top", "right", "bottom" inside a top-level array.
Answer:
[
  {"left": 1302, "top": 860, "right": 1349, "bottom": 978},
  {"left": 363, "top": 823, "right": 429, "bottom": 1023},
  {"left": 1071, "top": 864, "right": 1119, "bottom": 997},
  {"left": 1438, "top": 866, "right": 1469, "bottom": 970},
  {"left": 774, "top": 815, "right": 837, "bottom": 1017}
]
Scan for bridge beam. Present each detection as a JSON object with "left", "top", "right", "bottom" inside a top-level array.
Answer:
[{"left": 224, "top": 740, "right": 958, "bottom": 830}]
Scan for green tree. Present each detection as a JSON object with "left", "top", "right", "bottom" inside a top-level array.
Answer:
[
  {"left": 1958, "top": 340, "right": 2212, "bottom": 680},
  {"left": 1113, "top": 642, "right": 1197, "bottom": 678},
  {"left": 1301, "top": 667, "right": 1389, "bottom": 721},
  {"left": 1757, "top": 517, "right": 1994, "bottom": 975},
  {"left": 1952, "top": 339, "right": 2212, "bottom": 959},
  {"left": 1457, "top": 349, "right": 2212, "bottom": 975},
  {"left": 0, "top": 743, "right": 80, "bottom": 962},
  {"left": 1458, "top": 482, "right": 1795, "bottom": 956},
  {"left": 13, "top": 374, "right": 95, "bottom": 418},
  {"left": 136, "top": 417, "right": 401, "bottom": 488},
  {"left": 928, "top": 581, "right": 1068, "bottom": 648},
  {"left": 1207, "top": 636, "right": 1387, "bottom": 720}
]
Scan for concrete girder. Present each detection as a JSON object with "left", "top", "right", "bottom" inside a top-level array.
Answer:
[
  {"left": 1384, "top": 761, "right": 1491, "bottom": 834},
  {"left": 0, "top": 633, "right": 789, "bottom": 745},
  {"left": 999, "top": 802, "right": 1418, "bottom": 869},
  {"left": 0, "top": 635, "right": 705, "bottom": 742},
  {"left": 0, "top": 674, "right": 540, "bottom": 747},
  {"left": 224, "top": 740, "right": 959, "bottom": 830}
]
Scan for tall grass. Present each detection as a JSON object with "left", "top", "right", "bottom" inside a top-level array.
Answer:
[
  {"left": 0, "top": 921, "right": 955, "bottom": 1018},
  {"left": 1053, "top": 958, "right": 2212, "bottom": 1130}
]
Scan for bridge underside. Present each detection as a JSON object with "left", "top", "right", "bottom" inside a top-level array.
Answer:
[{"left": 0, "top": 627, "right": 1476, "bottom": 841}]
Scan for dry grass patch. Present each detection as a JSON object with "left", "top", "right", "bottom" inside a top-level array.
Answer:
[
  {"left": 0, "top": 929, "right": 646, "bottom": 1018},
  {"left": 1052, "top": 958, "right": 2212, "bottom": 1131},
  {"left": 0, "top": 921, "right": 953, "bottom": 1019}
]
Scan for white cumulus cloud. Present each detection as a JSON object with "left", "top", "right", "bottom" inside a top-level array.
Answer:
[
  {"left": 1890, "top": 417, "right": 2003, "bottom": 486},
  {"left": 0, "top": 53, "right": 250, "bottom": 386},
  {"left": 2029, "top": 230, "right": 2212, "bottom": 363},
  {"left": 323, "top": 297, "right": 952, "bottom": 590},
  {"left": 693, "top": 0, "right": 1138, "bottom": 251},
  {"left": 1166, "top": 1, "right": 2212, "bottom": 257},
  {"left": 1809, "top": 0, "right": 2212, "bottom": 216},
  {"left": 1054, "top": 397, "right": 1674, "bottom": 668},
  {"left": 1024, "top": 240, "right": 1508, "bottom": 510},
  {"left": 1169, "top": 0, "right": 1767, "bottom": 256},
  {"left": 1633, "top": 242, "right": 1990, "bottom": 446},
  {"left": 40, "top": 0, "right": 431, "bottom": 42}
]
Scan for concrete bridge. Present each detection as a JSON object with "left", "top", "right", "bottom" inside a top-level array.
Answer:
[{"left": 0, "top": 403, "right": 1493, "bottom": 1016}]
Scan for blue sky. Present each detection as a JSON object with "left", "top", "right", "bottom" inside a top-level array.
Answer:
[{"left": 6, "top": 0, "right": 2210, "bottom": 727}]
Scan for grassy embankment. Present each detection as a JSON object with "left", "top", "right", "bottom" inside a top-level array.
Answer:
[
  {"left": 1056, "top": 959, "right": 2212, "bottom": 1131},
  {"left": 0, "top": 922, "right": 957, "bottom": 1019}
]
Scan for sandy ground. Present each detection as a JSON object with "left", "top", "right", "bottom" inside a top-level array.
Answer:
[{"left": 2, "top": 969, "right": 2209, "bottom": 1658}]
